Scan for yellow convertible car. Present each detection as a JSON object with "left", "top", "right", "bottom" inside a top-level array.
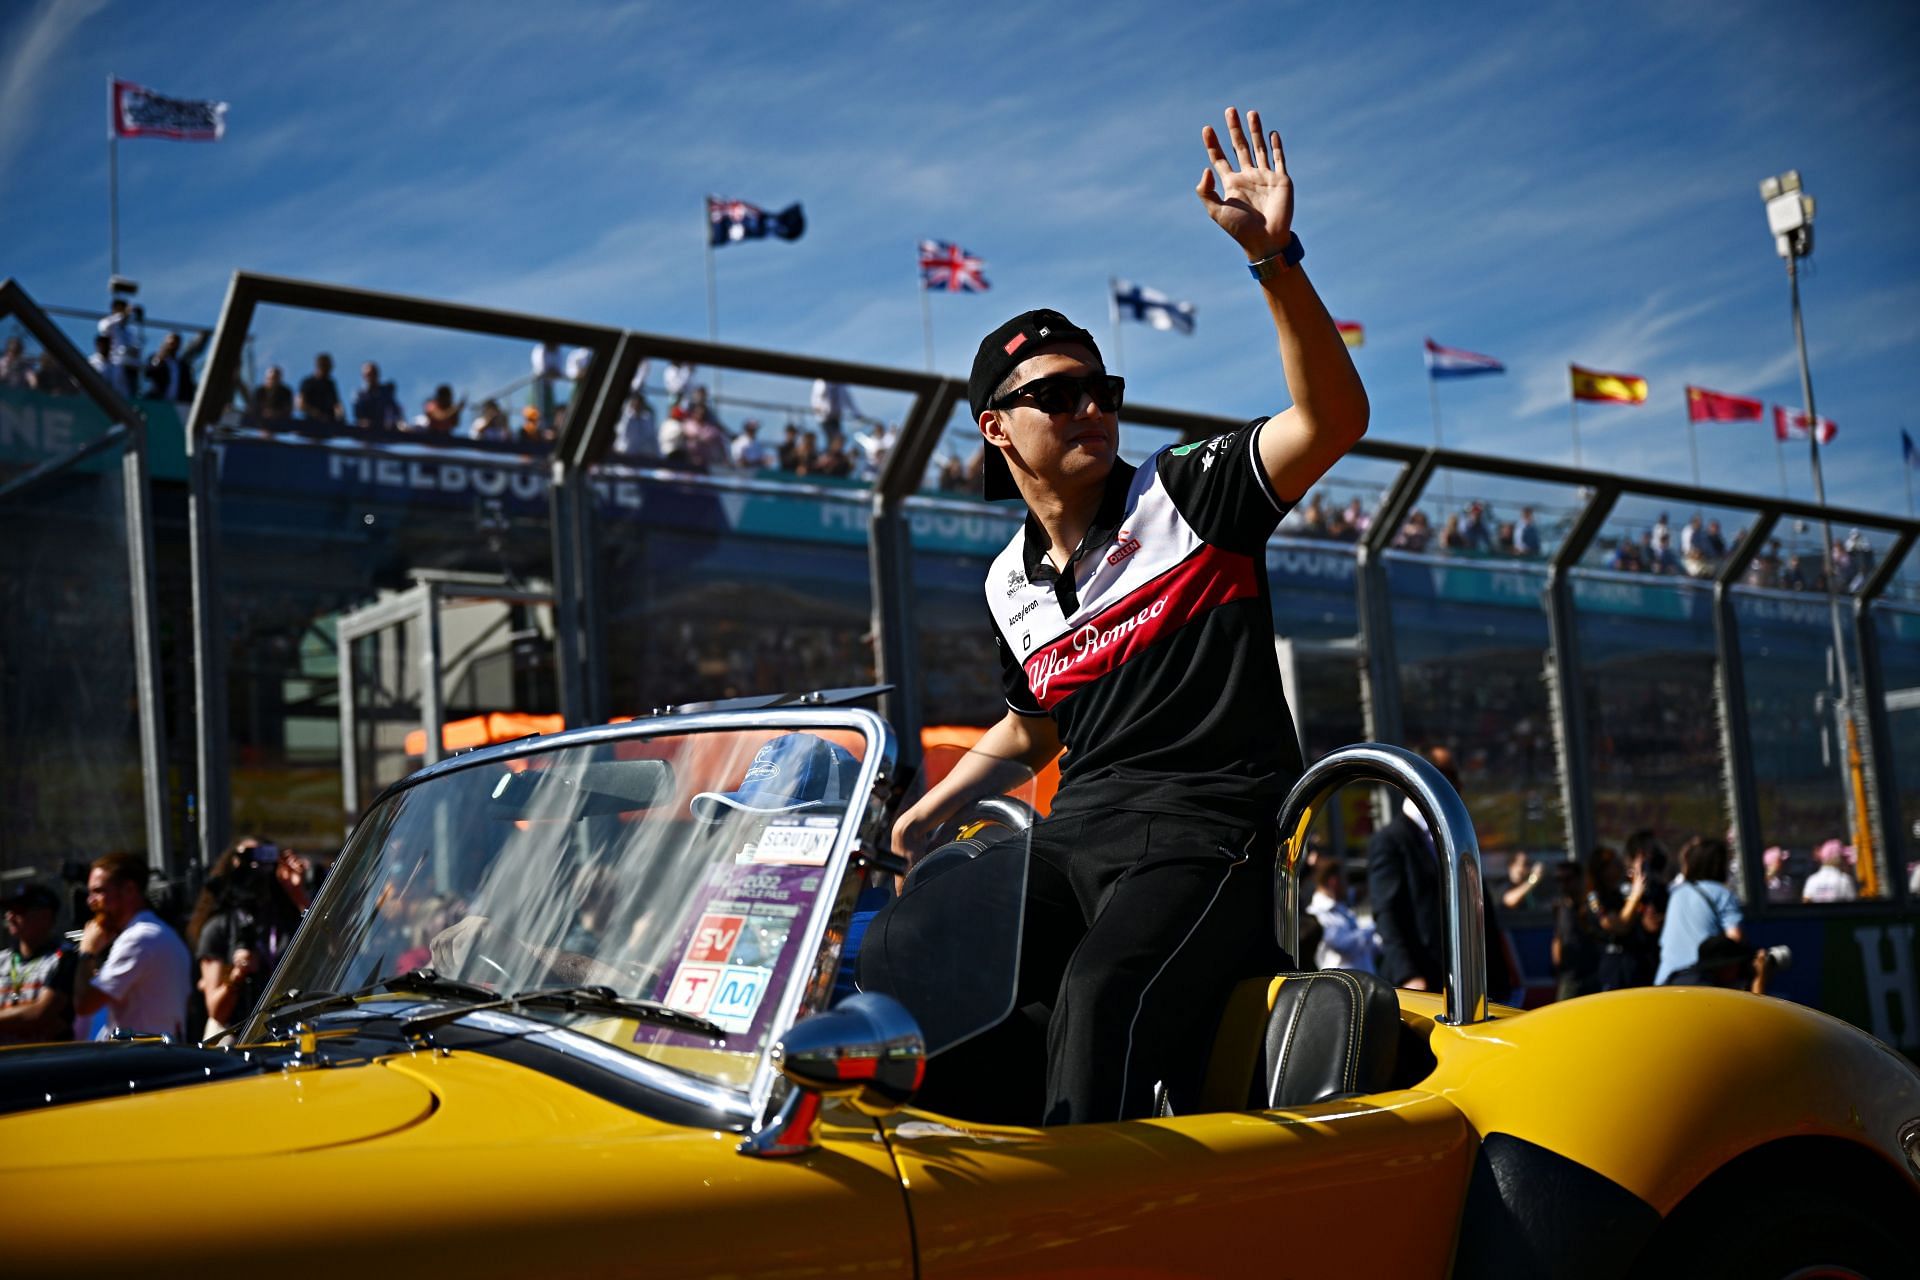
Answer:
[{"left": 3, "top": 705, "right": 1916, "bottom": 1278}]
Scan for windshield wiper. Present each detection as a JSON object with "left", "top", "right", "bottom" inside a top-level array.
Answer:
[
  {"left": 261, "top": 968, "right": 494, "bottom": 1034},
  {"left": 399, "top": 984, "right": 726, "bottom": 1038}
]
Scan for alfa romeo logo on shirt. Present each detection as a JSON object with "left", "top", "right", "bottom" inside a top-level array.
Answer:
[{"left": 1007, "top": 568, "right": 1027, "bottom": 594}]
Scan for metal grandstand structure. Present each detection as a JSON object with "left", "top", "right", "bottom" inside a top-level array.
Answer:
[{"left": 126, "top": 270, "right": 1920, "bottom": 922}]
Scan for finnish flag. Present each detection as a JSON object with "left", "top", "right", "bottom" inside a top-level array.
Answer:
[{"left": 1112, "top": 279, "right": 1196, "bottom": 335}]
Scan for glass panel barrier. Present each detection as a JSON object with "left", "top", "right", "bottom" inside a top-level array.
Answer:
[
  {"left": 212, "top": 311, "right": 573, "bottom": 846},
  {"left": 1569, "top": 568, "right": 1728, "bottom": 874},
  {"left": 1734, "top": 587, "right": 1887, "bottom": 899},
  {"left": 594, "top": 472, "right": 878, "bottom": 714},
  {"left": 0, "top": 371, "right": 144, "bottom": 888},
  {"left": 1877, "top": 605, "right": 1920, "bottom": 898},
  {"left": 589, "top": 363, "right": 912, "bottom": 717},
  {"left": 1379, "top": 468, "right": 1577, "bottom": 861},
  {"left": 905, "top": 493, "right": 1021, "bottom": 730}
]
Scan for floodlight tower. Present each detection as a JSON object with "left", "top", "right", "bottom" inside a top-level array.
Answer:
[{"left": 1759, "top": 169, "right": 1876, "bottom": 890}]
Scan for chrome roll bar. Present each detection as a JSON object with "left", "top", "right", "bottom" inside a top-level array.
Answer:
[{"left": 1275, "top": 743, "right": 1488, "bottom": 1025}]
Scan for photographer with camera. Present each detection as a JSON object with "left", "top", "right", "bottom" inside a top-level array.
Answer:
[
  {"left": 1665, "top": 935, "right": 1790, "bottom": 995},
  {"left": 187, "top": 839, "right": 310, "bottom": 1040}
]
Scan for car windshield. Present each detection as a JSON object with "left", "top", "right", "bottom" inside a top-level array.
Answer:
[{"left": 252, "top": 721, "right": 878, "bottom": 1091}]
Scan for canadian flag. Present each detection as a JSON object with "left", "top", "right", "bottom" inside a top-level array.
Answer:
[{"left": 1773, "top": 405, "right": 1837, "bottom": 444}]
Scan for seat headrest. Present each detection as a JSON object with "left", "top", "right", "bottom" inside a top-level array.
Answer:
[{"left": 1252, "top": 969, "right": 1400, "bottom": 1110}]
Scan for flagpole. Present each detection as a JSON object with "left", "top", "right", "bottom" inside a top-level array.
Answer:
[
  {"left": 1427, "top": 367, "right": 1453, "bottom": 503},
  {"left": 1426, "top": 373, "right": 1443, "bottom": 451},
  {"left": 1108, "top": 278, "right": 1125, "bottom": 375},
  {"left": 1774, "top": 433, "right": 1789, "bottom": 496},
  {"left": 1685, "top": 407, "right": 1702, "bottom": 493},
  {"left": 1906, "top": 433, "right": 1916, "bottom": 518},
  {"left": 702, "top": 198, "right": 721, "bottom": 400},
  {"left": 1568, "top": 396, "right": 1584, "bottom": 470},
  {"left": 918, "top": 256, "right": 934, "bottom": 373},
  {"left": 107, "top": 75, "right": 120, "bottom": 282}
]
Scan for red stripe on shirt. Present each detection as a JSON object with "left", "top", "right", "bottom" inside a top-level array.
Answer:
[{"left": 1023, "top": 544, "right": 1259, "bottom": 709}]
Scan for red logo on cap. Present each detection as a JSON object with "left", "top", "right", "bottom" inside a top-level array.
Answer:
[{"left": 1003, "top": 333, "right": 1029, "bottom": 356}]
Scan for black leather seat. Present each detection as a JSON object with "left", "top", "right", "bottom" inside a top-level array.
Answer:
[{"left": 1248, "top": 969, "right": 1400, "bottom": 1109}]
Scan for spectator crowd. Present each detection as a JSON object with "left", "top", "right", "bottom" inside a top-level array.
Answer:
[
  {"left": 6, "top": 313, "right": 1897, "bottom": 581},
  {"left": 1279, "top": 745, "right": 1884, "bottom": 1008},
  {"left": 0, "top": 840, "right": 316, "bottom": 1048},
  {"left": 1277, "top": 486, "right": 1884, "bottom": 593},
  {"left": 237, "top": 345, "right": 909, "bottom": 484}
]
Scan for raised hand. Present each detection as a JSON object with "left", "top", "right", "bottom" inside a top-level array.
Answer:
[{"left": 1197, "top": 106, "right": 1294, "bottom": 261}]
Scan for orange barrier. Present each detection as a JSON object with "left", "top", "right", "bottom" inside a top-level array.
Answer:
[
  {"left": 403, "top": 712, "right": 565, "bottom": 758},
  {"left": 920, "top": 724, "right": 1058, "bottom": 816}
]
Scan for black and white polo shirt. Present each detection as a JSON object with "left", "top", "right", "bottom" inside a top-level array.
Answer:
[{"left": 990, "top": 417, "right": 1305, "bottom": 829}]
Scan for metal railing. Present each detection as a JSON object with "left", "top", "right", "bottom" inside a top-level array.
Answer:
[{"left": 173, "top": 271, "right": 1919, "bottom": 911}]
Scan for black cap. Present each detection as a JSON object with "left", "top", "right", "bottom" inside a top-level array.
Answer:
[
  {"left": 968, "top": 309, "right": 1103, "bottom": 502},
  {"left": 1, "top": 882, "right": 59, "bottom": 913}
]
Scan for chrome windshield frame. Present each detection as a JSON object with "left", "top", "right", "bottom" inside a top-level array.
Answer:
[
  {"left": 1275, "top": 743, "right": 1488, "bottom": 1025},
  {"left": 277, "top": 706, "right": 898, "bottom": 1118}
]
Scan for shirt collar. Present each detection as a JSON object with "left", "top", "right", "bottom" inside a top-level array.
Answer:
[
  {"left": 1021, "top": 459, "right": 1135, "bottom": 580},
  {"left": 1401, "top": 796, "right": 1432, "bottom": 835}
]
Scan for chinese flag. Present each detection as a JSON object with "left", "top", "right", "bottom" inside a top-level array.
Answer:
[
  {"left": 1571, "top": 364, "right": 1648, "bottom": 403},
  {"left": 1686, "top": 385, "right": 1764, "bottom": 422}
]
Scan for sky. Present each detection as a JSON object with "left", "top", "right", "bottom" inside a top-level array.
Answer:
[{"left": 6, "top": 0, "right": 1919, "bottom": 525}]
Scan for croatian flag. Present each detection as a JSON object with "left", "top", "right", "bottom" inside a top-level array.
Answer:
[
  {"left": 919, "top": 240, "right": 989, "bottom": 292},
  {"left": 708, "top": 196, "right": 805, "bottom": 246},
  {"left": 110, "top": 79, "right": 227, "bottom": 141},
  {"left": 1113, "top": 280, "right": 1196, "bottom": 335},
  {"left": 1773, "top": 405, "right": 1837, "bottom": 444},
  {"left": 1425, "top": 337, "right": 1504, "bottom": 379}
]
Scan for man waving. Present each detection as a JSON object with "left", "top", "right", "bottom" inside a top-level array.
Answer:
[{"left": 864, "top": 108, "right": 1368, "bottom": 1124}]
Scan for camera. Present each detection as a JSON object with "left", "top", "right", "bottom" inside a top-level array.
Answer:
[{"left": 1764, "top": 944, "right": 1793, "bottom": 973}]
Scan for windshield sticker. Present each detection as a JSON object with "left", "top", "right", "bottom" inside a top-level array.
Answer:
[
  {"left": 752, "top": 816, "right": 839, "bottom": 866},
  {"left": 722, "top": 865, "right": 814, "bottom": 907},
  {"left": 729, "top": 912, "right": 794, "bottom": 968},
  {"left": 686, "top": 914, "right": 746, "bottom": 964},
  {"left": 706, "top": 964, "right": 772, "bottom": 1032},
  {"left": 638, "top": 864, "right": 823, "bottom": 1047},
  {"left": 664, "top": 963, "right": 724, "bottom": 1016}
]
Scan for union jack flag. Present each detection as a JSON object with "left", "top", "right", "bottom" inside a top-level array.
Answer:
[{"left": 919, "top": 240, "right": 989, "bottom": 293}]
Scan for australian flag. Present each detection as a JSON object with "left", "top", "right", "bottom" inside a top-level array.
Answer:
[
  {"left": 919, "top": 240, "right": 989, "bottom": 292},
  {"left": 1112, "top": 279, "right": 1196, "bottom": 335},
  {"left": 708, "top": 196, "right": 805, "bottom": 247}
]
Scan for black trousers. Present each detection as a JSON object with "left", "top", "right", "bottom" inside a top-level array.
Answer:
[{"left": 862, "top": 806, "right": 1289, "bottom": 1125}]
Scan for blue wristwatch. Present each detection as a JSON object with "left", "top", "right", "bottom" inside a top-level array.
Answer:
[{"left": 1247, "top": 233, "right": 1305, "bottom": 282}]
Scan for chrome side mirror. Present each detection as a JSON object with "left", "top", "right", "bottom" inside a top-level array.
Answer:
[{"left": 738, "top": 993, "right": 925, "bottom": 1157}]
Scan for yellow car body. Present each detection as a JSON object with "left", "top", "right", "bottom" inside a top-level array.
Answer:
[{"left": 5, "top": 715, "right": 1915, "bottom": 1278}]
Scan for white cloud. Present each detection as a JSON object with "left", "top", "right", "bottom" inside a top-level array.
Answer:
[{"left": 0, "top": 0, "right": 108, "bottom": 194}]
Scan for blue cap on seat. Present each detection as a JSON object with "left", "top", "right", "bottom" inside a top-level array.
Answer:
[{"left": 691, "top": 733, "right": 859, "bottom": 822}]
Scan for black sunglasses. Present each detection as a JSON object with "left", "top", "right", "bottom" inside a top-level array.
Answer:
[{"left": 990, "top": 372, "right": 1125, "bottom": 416}]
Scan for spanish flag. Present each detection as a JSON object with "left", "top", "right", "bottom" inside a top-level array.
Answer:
[
  {"left": 1571, "top": 364, "right": 1648, "bottom": 404},
  {"left": 1335, "top": 320, "right": 1364, "bottom": 348}
]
